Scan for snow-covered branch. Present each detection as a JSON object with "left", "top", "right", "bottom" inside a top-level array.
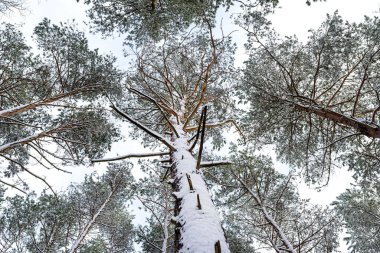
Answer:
[
  {"left": 234, "top": 175, "right": 296, "bottom": 253},
  {"left": 0, "top": 87, "right": 98, "bottom": 117},
  {"left": 293, "top": 102, "right": 380, "bottom": 138},
  {"left": 0, "top": 124, "right": 80, "bottom": 154},
  {"left": 199, "top": 160, "right": 231, "bottom": 168},
  {"left": 111, "top": 105, "right": 176, "bottom": 150},
  {"left": 92, "top": 152, "right": 170, "bottom": 163},
  {"left": 128, "top": 88, "right": 179, "bottom": 137}
]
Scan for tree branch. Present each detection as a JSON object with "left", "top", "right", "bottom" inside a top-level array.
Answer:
[
  {"left": 0, "top": 124, "right": 81, "bottom": 154},
  {"left": 128, "top": 88, "right": 179, "bottom": 137},
  {"left": 186, "top": 119, "right": 245, "bottom": 141},
  {"left": 199, "top": 160, "right": 231, "bottom": 168},
  {"left": 111, "top": 105, "right": 176, "bottom": 150},
  {"left": 0, "top": 179, "right": 27, "bottom": 194},
  {"left": 0, "top": 87, "right": 100, "bottom": 117},
  {"left": 196, "top": 106, "right": 207, "bottom": 170},
  {"left": 189, "top": 108, "right": 205, "bottom": 152},
  {"left": 92, "top": 152, "right": 170, "bottom": 163},
  {"left": 293, "top": 103, "right": 380, "bottom": 138}
]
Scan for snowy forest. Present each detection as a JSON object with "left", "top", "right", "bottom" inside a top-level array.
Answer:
[{"left": 0, "top": 0, "right": 380, "bottom": 252}]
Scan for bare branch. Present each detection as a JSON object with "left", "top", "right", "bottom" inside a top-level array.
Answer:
[
  {"left": 186, "top": 119, "right": 245, "bottom": 141},
  {"left": 196, "top": 106, "right": 207, "bottom": 170},
  {"left": 1, "top": 155, "right": 56, "bottom": 196},
  {"left": 199, "top": 160, "right": 231, "bottom": 168},
  {"left": 189, "top": 108, "right": 205, "bottom": 152},
  {"left": 128, "top": 88, "right": 179, "bottom": 137},
  {"left": 92, "top": 152, "right": 170, "bottom": 163},
  {"left": 111, "top": 105, "right": 176, "bottom": 150},
  {"left": 0, "top": 178, "right": 27, "bottom": 194}
]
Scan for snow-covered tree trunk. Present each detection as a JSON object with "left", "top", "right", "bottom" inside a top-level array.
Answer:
[
  {"left": 92, "top": 24, "right": 234, "bottom": 253},
  {"left": 69, "top": 190, "right": 114, "bottom": 253},
  {"left": 171, "top": 117, "right": 229, "bottom": 253}
]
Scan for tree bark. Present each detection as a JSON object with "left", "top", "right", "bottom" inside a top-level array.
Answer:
[
  {"left": 294, "top": 103, "right": 380, "bottom": 138},
  {"left": 170, "top": 120, "right": 229, "bottom": 253}
]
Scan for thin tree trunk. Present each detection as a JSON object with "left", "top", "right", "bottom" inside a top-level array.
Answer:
[
  {"left": 69, "top": 190, "right": 114, "bottom": 253},
  {"left": 237, "top": 177, "right": 296, "bottom": 253}
]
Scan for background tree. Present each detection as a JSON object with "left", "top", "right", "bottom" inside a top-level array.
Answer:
[
  {"left": 208, "top": 148, "right": 341, "bottom": 252},
  {"left": 0, "top": 162, "right": 135, "bottom": 253},
  {"left": 240, "top": 12, "right": 380, "bottom": 184},
  {"left": 333, "top": 182, "right": 380, "bottom": 253},
  {"left": 134, "top": 159, "right": 175, "bottom": 253},
  {"left": 80, "top": 0, "right": 281, "bottom": 42},
  {"left": 0, "top": 19, "right": 121, "bottom": 192},
  {"left": 0, "top": 0, "right": 25, "bottom": 14}
]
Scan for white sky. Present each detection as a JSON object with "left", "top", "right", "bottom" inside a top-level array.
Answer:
[{"left": 3, "top": 0, "right": 380, "bottom": 251}]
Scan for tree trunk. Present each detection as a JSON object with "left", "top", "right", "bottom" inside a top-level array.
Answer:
[{"left": 170, "top": 121, "right": 229, "bottom": 253}]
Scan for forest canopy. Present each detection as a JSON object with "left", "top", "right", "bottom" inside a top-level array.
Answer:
[{"left": 0, "top": 0, "right": 379, "bottom": 252}]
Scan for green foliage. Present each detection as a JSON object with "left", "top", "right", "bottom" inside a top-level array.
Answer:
[
  {"left": 0, "top": 20, "right": 123, "bottom": 190},
  {"left": 83, "top": 0, "right": 230, "bottom": 41},
  {"left": 208, "top": 147, "right": 341, "bottom": 252},
  {"left": 241, "top": 12, "right": 380, "bottom": 184},
  {"left": 33, "top": 18, "right": 123, "bottom": 98},
  {"left": 82, "top": 0, "right": 281, "bottom": 42},
  {"left": 0, "top": 23, "right": 34, "bottom": 106},
  {"left": 0, "top": 163, "right": 135, "bottom": 253},
  {"left": 334, "top": 182, "right": 380, "bottom": 253},
  {"left": 54, "top": 109, "right": 120, "bottom": 162}
]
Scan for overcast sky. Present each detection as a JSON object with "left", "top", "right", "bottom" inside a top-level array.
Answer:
[
  {"left": 3, "top": 1, "right": 380, "bottom": 251},
  {"left": 4, "top": 0, "right": 380, "bottom": 214}
]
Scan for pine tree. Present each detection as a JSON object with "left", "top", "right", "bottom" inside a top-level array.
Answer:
[
  {"left": 81, "top": 0, "right": 279, "bottom": 42},
  {"left": 240, "top": 12, "right": 380, "bottom": 184},
  {"left": 0, "top": 162, "right": 135, "bottom": 253},
  {"left": 209, "top": 147, "right": 341, "bottom": 252},
  {"left": 92, "top": 23, "right": 237, "bottom": 252},
  {"left": 0, "top": 19, "right": 121, "bottom": 192},
  {"left": 333, "top": 182, "right": 380, "bottom": 253}
]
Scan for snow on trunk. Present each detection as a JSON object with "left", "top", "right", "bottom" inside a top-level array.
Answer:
[
  {"left": 171, "top": 123, "right": 229, "bottom": 253},
  {"left": 69, "top": 189, "right": 114, "bottom": 253}
]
